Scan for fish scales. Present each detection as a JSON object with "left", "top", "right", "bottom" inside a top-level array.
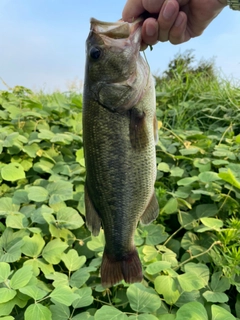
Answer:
[{"left": 83, "top": 17, "right": 159, "bottom": 287}]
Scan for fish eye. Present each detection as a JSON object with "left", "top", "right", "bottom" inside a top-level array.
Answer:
[{"left": 89, "top": 47, "right": 102, "bottom": 60}]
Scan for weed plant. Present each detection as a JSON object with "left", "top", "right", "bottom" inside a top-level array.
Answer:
[{"left": 0, "top": 53, "right": 240, "bottom": 319}]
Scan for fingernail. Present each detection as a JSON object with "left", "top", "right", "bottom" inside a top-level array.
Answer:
[
  {"left": 174, "top": 14, "right": 183, "bottom": 27},
  {"left": 146, "top": 23, "right": 156, "bottom": 37},
  {"left": 163, "top": 0, "right": 176, "bottom": 20}
]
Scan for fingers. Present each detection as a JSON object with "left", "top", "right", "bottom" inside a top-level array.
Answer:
[
  {"left": 141, "top": 0, "right": 185, "bottom": 45},
  {"left": 157, "top": 0, "right": 179, "bottom": 42},
  {"left": 122, "top": 0, "right": 166, "bottom": 22},
  {"left": 168, "top": 11, "right": 189, "bottom": 44},
  {"left": 122, "top": 0, "right": 190, "bottom": 46},
  {"left": 142, "top": 18, "right": 158, "bottom": 45},
  {"left": 141, "top": 0, "right": 165, "bottom": 14},
  {"left": 122, "top": 0, "right": 145, "bottom": 22}
]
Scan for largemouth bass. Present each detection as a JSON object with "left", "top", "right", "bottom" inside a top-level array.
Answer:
[{"left": 83, "top": 17, "right": 159, "bottom": 287}]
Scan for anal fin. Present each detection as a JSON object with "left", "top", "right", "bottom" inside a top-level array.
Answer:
[
  {"left": 140, "top": 192, "right": 159, "bottom": 225},
  {"left": 84, "top": 183, "right": 101, "bottom": 236}
]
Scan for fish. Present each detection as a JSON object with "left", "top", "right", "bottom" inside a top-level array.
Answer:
[{"left": 82, "top": 17, "right": 159, "bottom": 287}]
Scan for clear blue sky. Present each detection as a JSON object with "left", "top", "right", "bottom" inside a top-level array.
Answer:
[{"left": 0, "top": 0, "right": 239, "bottom": 92}]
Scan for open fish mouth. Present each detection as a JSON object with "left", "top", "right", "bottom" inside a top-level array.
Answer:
[{"left": 90, "top": 17, "right": 144, "bottom": 40}]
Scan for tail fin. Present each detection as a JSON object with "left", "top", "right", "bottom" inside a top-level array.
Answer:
[{"left": 101, "top": 249, "right": 143, "bottom": 287}]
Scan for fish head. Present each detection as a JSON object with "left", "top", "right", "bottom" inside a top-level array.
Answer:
[{"left": 84, "top": 18, "right": 147, "bottom": 111}]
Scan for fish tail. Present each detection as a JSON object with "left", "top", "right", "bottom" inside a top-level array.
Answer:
[{"left": 101, "top": 248, "right": 143, "bottom": 287}]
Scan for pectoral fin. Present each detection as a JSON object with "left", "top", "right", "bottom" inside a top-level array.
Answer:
[
  {"left": 84, "top": 183, "right": 101, "bottom": 236},
  {"left": 129, "top": 108, "right": 149, "bottom": 149},
  {"left": 140, "top": 192, "right": 159, "bottom": 225}
]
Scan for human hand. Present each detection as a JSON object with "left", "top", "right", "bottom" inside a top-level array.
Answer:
[{"left": 122, "top": 0, "right": 227, "bottom": 45}]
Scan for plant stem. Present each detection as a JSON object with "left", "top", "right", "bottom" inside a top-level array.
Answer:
[{"left": 174, "top": 241, "right": 221, "bottom": 271}]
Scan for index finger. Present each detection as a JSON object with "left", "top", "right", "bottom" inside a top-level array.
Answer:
[{"left": 122, "top": 0, "right": 145, "bottom": 22}]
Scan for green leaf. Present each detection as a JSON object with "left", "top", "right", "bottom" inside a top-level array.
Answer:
[
  {"left": 50, "top": 286, "right": 79, "bottom": 306},
  {"left": 211, "top": 272, "right": 230, "bottom": 292},
  {"left": 0, "top": 239, "right": 23, "bottom": 263},
  {"left": 203, "top": 291, "right": 228, "bottom": 303},
  {"left": 72, "top": 312, "right": 94, "bottom": 320},
  {"left": 1, "top": 163, "right": 25, "bottom": 181},
  {"left": 184, "top": 263, "right": 210, "bottom": 286},
  {"left": 95, "top": 306, "right": 128, "bottom": 320},
  {"left": 46, "top": 272, "right": 69, "bottom": 287},
  {"left": 175, "top": 291, "right": 200, "bottom": 308},
  {"left": 47, "top": 180, "right": 73, "bottom": 204},
  {"left": 0, "top": 198, "right": 20, "bottom": 215},
  {"left": 177, "top": 176, "right": 199, "bottom": 186},
  {"left": 0, "top": 262, "right": 11, "bottom": 282},
  {"left": 42, "top": 239, "right": 68, "bottom": 264},
  {"left": 10, "top": 265, "right": 33, "bottom": 290},
  {"left": 12, "top": 190, "right": 29, "bottom": 205},
  {"left": 195, "top": 204, "right": 218, "bottom": 218},
  {"left": 198, "top": 171, "right": 221, "bottom": 182},
  {"left": 193, "top": 158, "right": 211, "bottom": 172},
  {"left": 180, "top": 147, "right": 200, "bottom": 155},
  {"left": 219, "top": 168, "right": 240, "bottom": 189},
  {"left": 24, "top": 303, "right": 52, "bottom": 320},
  {"left": 49, "top": 303, "right": 70, "bottom": 320},
  {"left": 142, "top": 224, "right": 168, "bottom": 245},
  {"left": 87, "top": 231, "right": 105, "bottom": 252},
  {"left": 161, "top": 198, "right": 178, "bottom": 214},
  {"left": 177, "top": 273, "right": 206, "bottom": 292},
  {"left": 178, "top": 211, "right": 196, "bottom": 229},
  {"left": 56, "top": 207, "right": 84, "bottom": 230},
  {"left": 146, "top": 261, "right": 171, "bottom": 275},
  {"left": 21, "top": 234, "right": 45, "bottom": 258},
  {"left": 61, "top": 250, "right": 86, "bottom": 271},
  {"left": 142, "top": 245, "right": 158, "bottom": 262},
  {"left": 212, "top": 160, "right": 229, "bottom": 166},
  {"left": 27, "top": 186, "right": 49, "bottom": 202},
  {"left": 72, "top": 287, "right": 93, "bottom": 308},
  {"left": 0, "top": 298, "right": 16, "bottom": 317},
  {"left": 211, "top": 305, "right": 236, "bottom": 320},
  {"left": 159, "top": 246, "right": 178, "bottom": 267},
  {"left": 69, "top": 267, "right": 92, "bottom": 288},
  {"left": 76, "top": 149, "right": 85, "bottom": 167},
  {"left": 153, "top": 316, "right": 175, "bottom": 320},
  {"left": 23, "top": 143, "right": 41, "bottom": 158},
  {"left": 127, "top": 283, "right": 161, "bottom": 313},
  {"left": 33, "top": 159, "right": 54, "bottom": 174},
  {"left": 175, "top": 301, "right": 208, "bottom": 320},
  {"left": 218, "top": 169, "right": 240, "bottom": 189},
  {"left": 235, "top": 294, "right": 240, "bottom": 318},
  {"left": 38, "top": 129, "right": 55, "bottom": 140},
  {"left": 200, "top": 218, "right": 223, "bottom": 230},
  {"left": 19, "top": 285, "right": 49, "bottom": 301},
  {"left": 51, "top": 133, "right": 73, "bottom": 144},
  {"left": 155, "top": 275, "right": 180, "bottom": 305},
  {"left": 170, "top": 166, "right": 184, "bottom": 177},
  {"left": 158, "top": 162, "right": 170, "bottom": 172},
  {"left": 129, "top": 315, "right": 159, "bottom": 320},
  {"left": 6, "top": 213, "right": 29, "bottom": 229},
  {"left": 0, "top": 288, "right": 16, "bottom": 303}
]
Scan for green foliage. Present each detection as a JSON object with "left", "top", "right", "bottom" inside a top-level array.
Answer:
[
  {"left": 1, "top": 56, "right": 240, "bottom": 319},
  {"left": 154, "top": 50, "right": 240, "bottom": 132}
]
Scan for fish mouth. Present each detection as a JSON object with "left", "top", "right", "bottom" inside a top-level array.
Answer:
[{"left": 90, "top": 17, "right": 143, "bottom": 40}]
